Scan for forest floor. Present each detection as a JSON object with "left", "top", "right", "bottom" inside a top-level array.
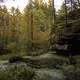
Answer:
[{"left": 0, "top": 51, "right": 80, "bottom": 80}]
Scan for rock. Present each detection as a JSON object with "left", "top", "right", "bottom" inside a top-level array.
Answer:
[{"left": 9, "top": 56, "right": 24, "bottom": 63}]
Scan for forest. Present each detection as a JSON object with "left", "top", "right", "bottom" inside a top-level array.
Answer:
[
  {"left": 0, "top": 0, "right": 80, "bottom": 80},
  {"left": 0, "top": 0, "right": 54, "bottom": 55}
]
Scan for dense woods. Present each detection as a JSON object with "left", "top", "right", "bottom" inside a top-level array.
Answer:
[
  {"left": 0, "top": 0, "right": 54, "bottom": 54},
  {"left": 0, "top": 0, "right": 80, "bottom": 62},
  {"left": 0, "top": 0, "right": 80, "bottom": 80}
]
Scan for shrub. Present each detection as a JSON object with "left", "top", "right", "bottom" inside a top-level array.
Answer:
[
  {"left": 0, "top": 64, "right": 35, "bottom": 80},
  {"left": 62, "top": 65, "right": 80, "bottom": 80}
]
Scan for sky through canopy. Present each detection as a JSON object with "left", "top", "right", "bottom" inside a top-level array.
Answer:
[{"left": 0, "top": 0, "right": 63, "bottom": 12}]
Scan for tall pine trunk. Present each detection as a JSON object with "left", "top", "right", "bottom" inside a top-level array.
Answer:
[{"left": 77, "top": 0, "right": 80, "bottom": 7}]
